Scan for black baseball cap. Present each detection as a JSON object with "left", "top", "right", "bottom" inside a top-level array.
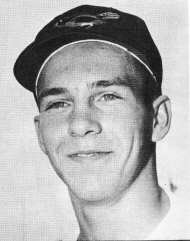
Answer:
[{"left": 13, "top": 4, "right": 162, "bottom": 95}]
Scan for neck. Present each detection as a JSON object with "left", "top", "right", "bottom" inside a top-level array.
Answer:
[{"left": 70, "top": 155, "right": 170, "bottom": 240}]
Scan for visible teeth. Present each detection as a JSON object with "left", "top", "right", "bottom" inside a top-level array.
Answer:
[{"left": 76, "top": 153, "right": 96, "bottom": 157}]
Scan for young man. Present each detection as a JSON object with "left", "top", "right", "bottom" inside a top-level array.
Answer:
[{"left": 14, "top": 5, "right": 176, "bottom": 240}]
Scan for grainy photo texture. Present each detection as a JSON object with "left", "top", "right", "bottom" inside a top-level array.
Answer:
[{"left": 0, "top": 0, "right": 189, "bottom": 240}]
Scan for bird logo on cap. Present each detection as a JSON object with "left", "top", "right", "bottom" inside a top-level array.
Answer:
[{"left": 54, "top": 11, "right": 120, "bottom": 29}]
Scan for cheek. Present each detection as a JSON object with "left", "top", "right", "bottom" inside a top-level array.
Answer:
[
  {"left": 101, "top": 104, "right": 148, "bottom": 155},
  {"left": 101, "top": 104, "right": 145, "bottom": 135},
  {"left": 39, "top": 113, "right": 69, "bottom": 151}
]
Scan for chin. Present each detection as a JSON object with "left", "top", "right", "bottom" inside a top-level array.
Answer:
[
  {"left": 67, "top": 175, "right": 121, "bottom": 203},
  {"left": 71, "top": 188, "right": 115, "bottom": 203}
]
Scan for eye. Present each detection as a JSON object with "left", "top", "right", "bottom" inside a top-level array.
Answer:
[
  {"left": 99, "top": 93, "right": 122, "bottom": 102},
  {"left": 45, "top": 101, "right": 71, "bottom": 111}
]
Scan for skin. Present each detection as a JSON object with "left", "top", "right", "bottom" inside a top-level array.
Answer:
[{"left": 34, "top": 41, "right": 171, "bottom": 240}]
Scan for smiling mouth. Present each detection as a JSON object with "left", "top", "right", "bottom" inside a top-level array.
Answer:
[{"left": 68, "top": 151, "right": 112, "bottom": 160}]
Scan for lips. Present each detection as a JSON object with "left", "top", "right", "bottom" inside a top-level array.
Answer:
[{"left": 68, "top": 150, "right": 112, "bottom": 161}]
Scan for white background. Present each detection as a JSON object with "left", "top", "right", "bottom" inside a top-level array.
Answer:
[{"left": 0, "top": 0, "right": 189, "bottom": 240}]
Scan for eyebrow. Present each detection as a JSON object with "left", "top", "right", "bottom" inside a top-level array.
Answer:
[
  {"left": 37, "top": 77, "right": 130, "bottom": 104},
  {"left": 37, "top": 87, "right": 69, "bottom": 104},
  {"left": 90, "top": 77, "right": 130, "bottom": 88}
]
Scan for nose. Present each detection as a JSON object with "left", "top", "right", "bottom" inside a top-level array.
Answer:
[
  {"left": 68, "top": 110, "right": 102, "bottom": 137},
  {"left": 68, "top": 108, "right": 102, "bottom": 137}
]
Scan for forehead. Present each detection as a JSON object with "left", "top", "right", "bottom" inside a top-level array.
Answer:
[{"left": 37, "top": 41, "right": 145, "bottom": 95}]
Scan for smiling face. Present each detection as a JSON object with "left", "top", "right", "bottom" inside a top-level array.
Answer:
[{"left": 35, "top": 41, "right": 154, "bottom": 203}]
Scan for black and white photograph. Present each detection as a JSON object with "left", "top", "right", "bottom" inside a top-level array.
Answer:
[{"left": 0, "top": 0, "right": 189, "bottom": 240}]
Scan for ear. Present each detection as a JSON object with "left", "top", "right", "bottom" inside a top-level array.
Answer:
[
  {"left": 152, "top": 95, "right": 172, "bottom": 142},
  {"left": 34, "top": 115, "right": 47, "bottom": 155}
]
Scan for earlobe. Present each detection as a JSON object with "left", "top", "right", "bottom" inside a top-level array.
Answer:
[
  {"left": 152, "top": 95, "right": 172, "bottom": 142},
  {"left": 34, "top": 115, "right": 47, "bottom": 154}
]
